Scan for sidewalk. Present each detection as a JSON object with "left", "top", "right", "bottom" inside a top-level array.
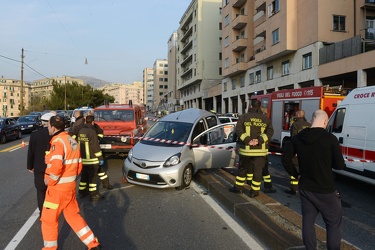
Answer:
[{"left": 195, "top": 169, "right": 358, "bottom": 250}]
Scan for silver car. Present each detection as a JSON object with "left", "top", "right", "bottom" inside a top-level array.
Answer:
[{"left": 123, "top": 108, "right": 237, "bottom": 190}]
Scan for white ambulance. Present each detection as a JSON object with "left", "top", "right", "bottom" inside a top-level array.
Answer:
[{"left": 327, "top": 86, "right": 375, "bottom": 185}]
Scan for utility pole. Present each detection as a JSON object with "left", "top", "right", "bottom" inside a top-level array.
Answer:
[
  {"left": 20, "top": 48, "right": 24, "bottom": 115},
  {"left": 64, "top": 75, "right": 67, "bottom": 110}
]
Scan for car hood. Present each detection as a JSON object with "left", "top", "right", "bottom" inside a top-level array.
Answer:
[{"left": 132, "top": 142, "right": 184, "bottom": 162}]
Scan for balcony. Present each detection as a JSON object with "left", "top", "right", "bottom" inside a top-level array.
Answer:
[
  {"left": 232, "top": 0, "right": 247, "bottom": 8},
  {"left": 223, "top": 62, "right": 248, "bottom": 78},
  {"left": 181, "top": 39, "right": 193, "bottom": 54},
  {"left": 232, "top": 14, "right": 248, "bottom": 30},
  {"left": 232, "top": 38, "right": 248, "bottom": 52},
  {"left": 181, "top": 54, "right": 193, "bottom": 66},
  {"left": 181, "top": 26, "right": 193, "bottom": 43},
  {"left": 181, "top": 66, "right": 193, "bottom": 78}
]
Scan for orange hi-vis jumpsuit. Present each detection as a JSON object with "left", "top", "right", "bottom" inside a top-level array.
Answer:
[{"left": 41, "top": 131, "right": 100, "bottom": 250}]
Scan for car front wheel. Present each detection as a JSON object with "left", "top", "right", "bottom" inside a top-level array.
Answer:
[
  {"left": 17, "top": 131, "right": 22, "bottom": 139},
  {"left": 176, "top": 164, "right": 193, "bottom": 191},
  {"left": 0, "top": 133, "right": 6, "bottom": 144}
]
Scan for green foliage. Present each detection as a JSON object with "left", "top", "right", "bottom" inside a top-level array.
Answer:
[{"left": 43, "top": 80, "right": 115, "bottom": 110}]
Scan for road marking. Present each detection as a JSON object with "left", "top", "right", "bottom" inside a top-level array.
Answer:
[
  {"left": 191, "top": 181, "right": 264, "bottom": 250},
  {"left": 0, "top": 143, "right": 27, "bottom": 152},
  {"left": 5, "top": 208, "right": 39, "bottom": 250}
]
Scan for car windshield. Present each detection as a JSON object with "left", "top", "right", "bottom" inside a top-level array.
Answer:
[
  {"left": 95, "top": 109, "right": 134, "bottom": 121},
  {"left": 18, "top": 116, "right": 36, "bottom": 122},
  {"left": 141, "top": 121, "right": 192, "bottom": 146}
]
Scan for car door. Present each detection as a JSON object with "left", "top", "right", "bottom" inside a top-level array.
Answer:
[
  {"left": 4, "top": 119, "right": 14, "bottom": 139},
  {"left": 192, "top": 122, "right": 237, "bottom": 170}
]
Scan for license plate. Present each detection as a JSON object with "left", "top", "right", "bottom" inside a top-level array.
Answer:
[
  {"left": 136, "top": 173, "right": 150, "bottom": 180},
  {"left": 21, "top": 128, "right": 25, "bottom": 130},
  {"left": 100, "top": 144, "right": 112, "bottom": 149}
]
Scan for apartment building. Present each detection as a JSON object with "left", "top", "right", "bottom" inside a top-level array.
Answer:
[
  {"left": 166, "top": 32, "right": 180, "bottom": 112},
  {"left": 153, "top": 59, "right": 168, "bottom": 112},
  {"left": 222, "top": 0, "right": 375, "bottom": 114},
  {"left": 100, "top": 82, "right": 143, "bottom": 105},
  {"left": 143, "top": 67, "right": 154, "bottom": 111},
  {"left": 0, "top": 77, "right": 31, "bottom": 117},
  {"left": 176, "top": 0, "right": 223, "bottom": 113}
]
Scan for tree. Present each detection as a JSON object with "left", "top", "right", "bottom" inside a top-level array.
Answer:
[{"left": 44, "top": 80, "right": 115, "bottom": 110}]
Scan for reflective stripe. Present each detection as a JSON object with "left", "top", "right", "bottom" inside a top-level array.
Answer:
[
  {"left": 94, "top": 151, "right": 102, "bottom": 157},
  {"left": 49, "top": 173, "right": 60, "bottom": 181},
  {"left": 98, "top": 134, "right": 104, "bottom": 138},
  {"left": 239, "top": 148, "right": 268, "bottom": 156},
  {"left": 64, "top": 158, "right": 81, "bottom": 164},
  {"left": 77, "top": 225, "right": 91, "bottom": 238},
  {"left": 240, "top": 133, "right": 248, "bottom": 142},
  {"left": 57, "top": 175, "right": 76, "bottom": 184},
  {"left": 263, "top": 174, "right": 271, "bottom": 183},
  {"left": 251, "top": 180, "right": 261, "bottom": 191},
  {"left": 51, "top": 155, "right": 63, "bottom": 161},
  {"left": 44, "top": 240, "right": 58, "bottom": 248},
  {"left": 43, "top": 201, "right": 59, "bottom": 209},
  {"left": 260, "top": 133, "right": 268, "bottom": 142},
  {"left": 85, "top": 141, "right": 90, "bottom": 159},
  {"left": 82, "top": 233, "right": 95, "bottom": 246}
]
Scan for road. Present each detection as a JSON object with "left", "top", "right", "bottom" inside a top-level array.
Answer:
[{"left": 0, "top": 134, "right": 263, "bottom": 250}]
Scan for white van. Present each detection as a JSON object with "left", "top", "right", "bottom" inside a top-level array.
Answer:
[
  {"left": 327, "top": 86, "right": 375, "bottom": 185},
  {"left": 123, "top": 108, "right": 237, "bottom": 190}
]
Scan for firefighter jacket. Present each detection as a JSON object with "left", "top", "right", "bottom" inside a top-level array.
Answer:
[
  {"left": 77, "top": 123, "right": 103, "bottom": 165},
  {"left": 290, "top": 117, "right": 311, "bottom": 137},
  {"left": 44, "top": 130, "right": 82, "bottom": 191},
  {"left": 235, "top": 108, "right": 274, "bottom": 157}
]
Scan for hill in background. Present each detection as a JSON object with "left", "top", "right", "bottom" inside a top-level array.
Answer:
[{"left": 75, "top": 76, "right": 110, "bottom": 89}]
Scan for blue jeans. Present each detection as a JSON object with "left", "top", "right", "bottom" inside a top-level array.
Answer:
[{"left": 299, "top": 189, "right": 343, "bottom": 250}]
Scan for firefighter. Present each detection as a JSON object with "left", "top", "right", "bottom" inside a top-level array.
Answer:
[
  {"left": 229, "top": 99, "right": 274, "bottom": 198},
  {"left": 287, "top": 110, "right": 311, "bottom": 195},
  {"left": 69, "top": 111, "right": 113, "bottom": 190},
  {"left": 41, "top": 115, "right": 102, "bottom": 250},
  {"left": 77, "top": 115, "right": 104, "bottom": 201},
  {"left": 240, "top": 106, "right": 276, "bottom": 193}
]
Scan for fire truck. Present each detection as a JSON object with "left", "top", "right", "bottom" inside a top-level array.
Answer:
[
  {"left": 251, "top": 86, "right": 347, "bottom": 150},
  {"left": 94, "top": 102, "right": 148, "bottom": 156}
]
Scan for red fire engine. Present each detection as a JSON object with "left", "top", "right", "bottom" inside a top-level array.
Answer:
[
  {"left": 251, "top": 86, "right": 347, "bottom": 150},
  {"left": 94, "top": 102, "right": 148, "bottom": 156}
]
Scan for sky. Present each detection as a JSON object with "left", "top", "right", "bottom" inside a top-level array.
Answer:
[{"left": 0, "top": 0, "right": 192, "bottom": 83}]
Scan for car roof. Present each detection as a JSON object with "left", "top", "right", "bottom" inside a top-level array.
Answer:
[{"left": 160, "top": 108, "right": 214, "bottom": 123}]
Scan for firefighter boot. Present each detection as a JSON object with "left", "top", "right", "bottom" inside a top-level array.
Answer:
[
  {"left": 229, "top": 186, "right": 243, "bottom": 194},
  {"left": 250, "top": 190, "right": 259, "bottom": 198},
  {"left": 263, "top": 182, "right": 276, "bottom": 193},
  {"left": 102, "top": 178, "right": 113, "bottom": 190}
]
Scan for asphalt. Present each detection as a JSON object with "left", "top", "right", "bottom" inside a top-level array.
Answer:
[{"left": 194, "top": 169, "right": 358, "bottom": 250}]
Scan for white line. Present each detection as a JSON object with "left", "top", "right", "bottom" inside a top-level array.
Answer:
[
  {"left": 191, "top": 181, "right": 264, "bottom": 250},
  {"left": 5, "top": 208, "right": 40, "bottom": 250}
]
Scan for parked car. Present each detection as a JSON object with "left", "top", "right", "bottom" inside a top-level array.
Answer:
[
  {"left": 218, "top": 116, "right": 238, "bottom": 124},
  {"left": 123, "top": 108, "right": 237, "bottom": 190},
  {"left": 0, "top": 117, "right": 22, "bottom": 144},
  {"left": 29, "top": 111, "right": 42, "bottom": 117},
  {"left": 57, "top": 112, "right": 71, "bottom": 128},
  {"left": 16, "top": 115, "right": 43, "bottom": 133}
]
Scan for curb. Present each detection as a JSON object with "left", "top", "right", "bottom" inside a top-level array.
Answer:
[{"left": 195, "top": 169, "right": 358, "bottom": 250}]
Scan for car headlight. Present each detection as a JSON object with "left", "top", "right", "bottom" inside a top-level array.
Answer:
[
  {"left": 163, "top": 153, "right": 181, "bottom": 167},
  {"left": 127, "top": 149, "right": 133, "bottom": 162}
]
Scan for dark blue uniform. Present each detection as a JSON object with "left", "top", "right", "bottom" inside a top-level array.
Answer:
[{"left": 27, "top": 127, "right": 51, "bottom": 216}]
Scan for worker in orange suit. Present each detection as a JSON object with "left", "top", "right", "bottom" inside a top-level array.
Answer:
[{"left": 40, "top": 115, "right": 102, "bottom": 250}]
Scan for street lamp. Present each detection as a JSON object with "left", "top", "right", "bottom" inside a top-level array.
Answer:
[{"left": 64, "top": 75, "right": 67, "bottom": 110}]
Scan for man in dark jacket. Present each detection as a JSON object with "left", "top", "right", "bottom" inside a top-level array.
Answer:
[
  {"left": 286, "top": 110, "right": 311, "bottom": 195},
  {"left": 77, "top": 115, "right": 104, "bottom": 201},
  {"left": 27, "top": 112, "right": 53, "bottom": 217},
  {"left": 282, "top": 109, "right": 345, "bottom": 250},
  {"left": 229, "top": 99, "right": 274, "bottom": 198}
]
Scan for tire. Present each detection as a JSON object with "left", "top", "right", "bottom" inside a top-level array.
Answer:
[
  {"left": 0, "top": 133, "right": 6, "bottom": 144},
  {"left": 17, "top": 131, "right": 22, "bottom": 139},
  {"left": 176, "top": 165, "right": 193, "bottom": 191}
]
